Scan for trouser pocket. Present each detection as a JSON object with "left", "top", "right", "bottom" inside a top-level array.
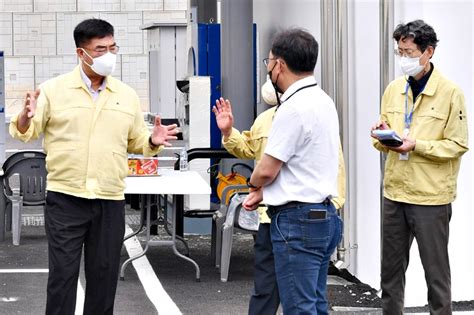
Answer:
[{"left": 299, "top": 217, "right": 330, "bottom": 249}]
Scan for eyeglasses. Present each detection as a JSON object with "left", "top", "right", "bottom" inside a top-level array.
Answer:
[
  {"left": 394, "top": 48, "right": 421, "bottom": 58},
  {"left": 263, "top": 57, "right": 277, "bottom": 67},
  {"left": 84, "top": 45, "right": 120, "bottom": 55}
]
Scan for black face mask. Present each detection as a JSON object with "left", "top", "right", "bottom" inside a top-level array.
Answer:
[{"left": 268, "top": 62, "right": 283, "bottom": 105}]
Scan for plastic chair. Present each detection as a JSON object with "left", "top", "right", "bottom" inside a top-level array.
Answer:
[
  {"left": 212, "top": 184, "right": 249, "bottom": 268},
  {"left": 1, "top": 151, "right": 47, "bottom": 245},
  {"left": 218, "top": 191, "right": 259, "bottom": 282}
]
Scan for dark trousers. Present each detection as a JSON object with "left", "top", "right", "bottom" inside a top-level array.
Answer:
[
  {"left": 44, "top": 191, "right": 125, "bottom": 315},
  {"left": 248, "top": 223, "right": 280, "bottom": 315},
  {"left": 381, "top": 198, "right": 452, "bottom": 315}
]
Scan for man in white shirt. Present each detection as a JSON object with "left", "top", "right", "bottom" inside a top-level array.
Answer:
[{"left": 243, "top": 28, "right": 342, "bottom": 314}]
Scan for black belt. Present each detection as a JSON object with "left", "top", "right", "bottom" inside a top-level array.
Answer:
[{"left": 266, "top": 199, "right": 331, "bottom": 218}]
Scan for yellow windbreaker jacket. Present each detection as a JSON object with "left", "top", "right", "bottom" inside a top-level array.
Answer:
[
  {"left": 223, "top": 106, "right": 346, "bottom": 223},
  {"left": 10, "top": 66, "right": 162, "bottom": 200},
  {"left": 374, "top": 68, "right": 468, "bottom": 205}
]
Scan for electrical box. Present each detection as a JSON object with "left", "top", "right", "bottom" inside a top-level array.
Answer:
[{"left": 141, "top": 22, "right": 187, "bottom": 118}]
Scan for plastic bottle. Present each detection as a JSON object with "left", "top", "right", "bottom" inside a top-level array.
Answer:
[{"left": 179, "top": 148, "right": 188, "bottom": 171}]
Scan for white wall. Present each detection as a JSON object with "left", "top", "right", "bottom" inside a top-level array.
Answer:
[
  {"left": 254, "top": 0, "right": 474, "bottom": 308},
  {"left": 347, "top": 0, "right": 382, "bottom": 290},
  {"left": 392, "top": 0, "right": 474, "bottom": 306},
  {"left": 349, "top": 0, "right": 474, "bottom": 306}
]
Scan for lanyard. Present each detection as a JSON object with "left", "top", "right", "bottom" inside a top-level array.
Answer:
[
  {"left": 404, "top": 82, "right": 414, "bottom": 130},
  {"left": 404, "top": 81, "right": 427, "bottom": 130},
  {"left": 275, "top": 83, "right": 318, "bottom": 114}
]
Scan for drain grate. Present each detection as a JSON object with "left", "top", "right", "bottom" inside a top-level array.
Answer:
[
  {"left": 22, "top": 214, "right": 44, "bottom": 226},
  {"left": 21, "top": 214, "right": 141, "bottom": 226}
]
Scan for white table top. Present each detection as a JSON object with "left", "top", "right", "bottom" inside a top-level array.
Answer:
[{"left": 124, "top": 169, "right": 211, "bottom": 195}]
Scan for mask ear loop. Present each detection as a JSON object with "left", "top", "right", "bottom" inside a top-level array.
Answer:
[
  {"left": 274, "top": 72, "right": 282, "bottom": 108},
  {"left": 267, "top": 59, "right": 283, "bottom": 109},
  {"left": 79, "top": 48, "right": 94, "bottom": 68},
  {"left": 419, "top": 49, "right": 430, "bottom": 76}
]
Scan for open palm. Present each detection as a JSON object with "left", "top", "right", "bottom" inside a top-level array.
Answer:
[
  {"left": 24, "top": 89, "right": 41, "bottom": 119},
  {"left": 212, "top": 97, "right": 233, "bottom": 137},
  {"left": 151, "top": 116, "right": 179, "bottom": 147}
]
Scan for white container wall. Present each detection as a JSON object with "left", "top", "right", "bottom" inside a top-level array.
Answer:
[
  {"left": 392, "top": 0, "right": 474, "bottom": 306},
  {"left": 346, "top": 0, "right": 382, "bottom": 291},
  {"left": 254, "top": 0, "right": 474, "bottom": 307},
  {"left": 346, "top": 0, "right": 474, "bottom": 306}
]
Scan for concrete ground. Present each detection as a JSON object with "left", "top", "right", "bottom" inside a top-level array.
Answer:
[
  {"left": 0, "top": 210, "right": 347, "bottom": 315},
  {"left": 1, "top": 209, "right": 473, "bottom": 314}
]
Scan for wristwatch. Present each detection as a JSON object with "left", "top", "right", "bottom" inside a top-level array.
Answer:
[{"left": 246, "top": 177, "right": 260, "bottom": 189}]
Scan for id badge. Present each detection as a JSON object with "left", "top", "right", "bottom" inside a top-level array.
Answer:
[
  {"left": 399, "top": 152, "right": 409, "bottom": 160},
  {"left": 400, "top": 128, "right": 409, "bottom": 160}
]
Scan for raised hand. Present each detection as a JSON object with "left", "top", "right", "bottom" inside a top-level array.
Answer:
[
  {"left": 17, "top": 89, "right": 40, "bottom": 133},
  {"left": 212, "top": 97, "right": 233, "bottom": 137},
  {"left": 151, "top": 116, "right": 179, "bottom": 147},
  {"left": 23, "top": 89, "right": 40, "bottom": 119}
]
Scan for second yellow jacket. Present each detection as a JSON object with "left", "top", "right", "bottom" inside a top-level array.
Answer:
[
  {"left": 373, "top": 68, "right": 469, "bottom": 205},
  {"left": 223, "top": 106, "right": 346, "bottom": 223}
]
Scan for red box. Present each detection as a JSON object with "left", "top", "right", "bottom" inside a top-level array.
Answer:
[{"left": 128, "top": 158, "right": 158, "bottom": 176}]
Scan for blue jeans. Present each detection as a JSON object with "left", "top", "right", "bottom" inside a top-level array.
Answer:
[{"left": 270, "top": 202, "right": 342, "bottom": 315}]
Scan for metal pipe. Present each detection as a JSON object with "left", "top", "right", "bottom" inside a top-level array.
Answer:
[
  {"left": 379, "top": 0, "right": 394, "bottom": 261},
  {"left": 220, "top": 0, "right": 253, "bottom": 133},
  {"left": 321, "top": 0, "right": 350, "bottom": 269},
  {"left": 380, "top": 0, "right": 394, "bottom": 93},
  {"left": 335, "top": 0, "right": 350, "bottom": 269},
  {"left": 336, "top": 0, "right": 349, "bottom": 144},
  {"left": 320, "top": 0, "right": 335, "bottom": 100}
]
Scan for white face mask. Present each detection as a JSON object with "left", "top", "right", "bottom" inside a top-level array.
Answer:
[
  {"left": 399, "top": 55, "right": 425, "bottom": 77},
  {"left": 261, "top": 76, "right": 280, "bottom": 106},
  {"left": 81, "top": 49, "right": 116, "bottom": 77}
]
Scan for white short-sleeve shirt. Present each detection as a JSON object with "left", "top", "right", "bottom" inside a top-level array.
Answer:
[{"left": 263, "top": 76, "right": 340, "bottom": 206}]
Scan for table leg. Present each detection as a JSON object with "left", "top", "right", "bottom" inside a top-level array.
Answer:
[
  {"left": 172, "top": 195, "right": 201, "bottom": 281},
  {"left": 120, "top": 193, "right": 201, "bottom": 282},
  {"left": 163, "top": 196, "right": 190, "bottom": 256},
  {"left": 120, "top": 194, "right": 152, "bottom": 280},
  {"left": 123, "top": 194, "right": 146, "bottom": 242},
  {"left": 175, "top": 195, "right": 184, "bottom": 237},
  {"left": 150, "top": 195, "right": 158, "bottom": 235}
]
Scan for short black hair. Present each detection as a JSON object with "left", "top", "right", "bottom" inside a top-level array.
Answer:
[
  {"left": 270, "top": 28, "right": 319, "bottom": 74},
  {"left": 393, "top": 20, "right": 439, "bottom": 52},
  {"left": 73, "top": 18, "right": 114, "bottom": 48}
]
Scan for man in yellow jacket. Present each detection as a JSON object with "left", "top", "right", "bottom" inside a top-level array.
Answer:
[
  {"left": 10, "top": 19, "right": 178, "bottom": 314},
  {"left": 213, "top": 77, "right": 346, "bottom": 314},
  {"left": 371, "top": 20, "right": 468, "bottom": 315}
]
